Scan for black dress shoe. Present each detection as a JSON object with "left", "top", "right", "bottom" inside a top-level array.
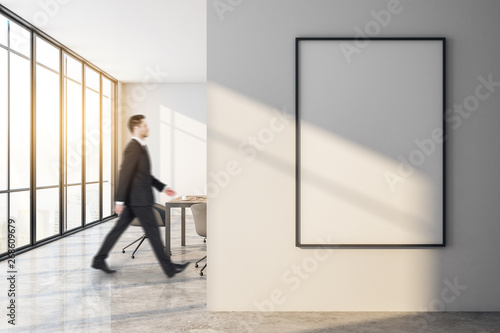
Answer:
[
  {"left": 91, "top": 260, "right": 116, "bottom": 274},
  {"left": 174, "top": 262, "right": 190, "bottom": 272},
  {"left": 166, "top": 262, "right": 190, "bottom": 278}
]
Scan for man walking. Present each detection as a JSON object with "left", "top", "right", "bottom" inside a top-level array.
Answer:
[{"left": 92, "top": 114, "right": 189, "bottom": 278}]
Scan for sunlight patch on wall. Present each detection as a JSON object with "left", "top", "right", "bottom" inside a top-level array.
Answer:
[
  {"left": 159, "top": 105, "right": 207, "bottom": 201},
  {"left": 300, "top": 121, "right": 442, "bottom": 245}
]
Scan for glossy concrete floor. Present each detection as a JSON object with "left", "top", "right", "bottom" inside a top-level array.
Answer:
[{"left": 1, "top": 215, "right": 499, "bottom": 332}]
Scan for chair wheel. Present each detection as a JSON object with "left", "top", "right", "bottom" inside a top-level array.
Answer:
[
  {"left": 195, "top": 263, "right": 199, "bottom": 268},
  {"left": 200, "top": 272, "right": 203, "bottom": 276},
  {"left": 131, "top": 255, "right": 135, "bottom": 259},
  {"left": 122, "top": 250, "right": 125, "bottom": 253}
]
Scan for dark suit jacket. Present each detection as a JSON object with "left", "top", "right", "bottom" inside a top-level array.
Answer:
[{"left": 115, "top": 139, "right": 166, "bottom": 207}]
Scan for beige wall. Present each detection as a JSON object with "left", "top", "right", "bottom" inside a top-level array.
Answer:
[{"left": 207, "top": 0, "right": 500, "bottom": 311}]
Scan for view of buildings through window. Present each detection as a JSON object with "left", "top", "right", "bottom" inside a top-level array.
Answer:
[{"left": 0, "top": 13, "right": 116, "bottom": 257}]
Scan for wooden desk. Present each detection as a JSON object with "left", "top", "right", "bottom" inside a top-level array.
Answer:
[{"left": 165, "top": 195, "right": 206, "bottom": 255}]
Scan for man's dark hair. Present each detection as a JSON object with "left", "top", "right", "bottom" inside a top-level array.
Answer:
[{"left": 128, "top": 114, "right": 145, "bottom": 133}]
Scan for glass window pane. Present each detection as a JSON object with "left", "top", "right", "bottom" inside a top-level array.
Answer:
[
  {"left": 0, "top": 15, "right": 7, "bottom": 46},
  {"left": 85, "top": 89, "right": 100, "bottom": 182},
  {"left": 102, "top": 95, "right": 111, "bottom": 182},
  {"left": 10, "top": 191, "right": 30, "bottom": 248},
  {"left": 36, "top": 65, "right": 60, "bottom": 187},
  {"left": 102, "top": 182, "right": 111, "bottom": 217},
  {"left": 102, "top": 77, "right": 111, "bottom": 97},
  {"left": 10, "top": 53, "right": 31, "bottom": 189},
  {"left": 36, "top": 188, "right": 59, "bottom": 241},
  {"left": 65, "top": 54, "right": 81, "bottom": 83},
  {"left": 0, "top": 48, "right": 7, "bottom": 190},
  {"left": 66, "top": 185, "right": 81, "bottom": 230},
  {"left": 85, "top": 183, "right": 99, "bottom": 223},
  {"left": 36, "top": 36, "right": 60, "bottom": 72},
  {"left": 9, "top": 21, "right": 30, "bottom": 58},
  {"left": 85, "top": 66, "right": 99, "bottom": 91},
  {"left": 66, "top": 80, "right": 82, "bottom": 184},
  {"left": 0, "top": 193, "right": 7, "bottom": 253}
]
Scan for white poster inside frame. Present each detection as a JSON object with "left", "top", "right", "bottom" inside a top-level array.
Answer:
[{"left": 297, "top": 38, "right": 445, "bottom": 247}]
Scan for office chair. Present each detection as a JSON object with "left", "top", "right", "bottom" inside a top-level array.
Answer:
[
  {"left": 122, "top": 203, "right": 166, "bottom": 259},
  {"left": 191, "top": 203, "right": 207, "bottom": 276}
]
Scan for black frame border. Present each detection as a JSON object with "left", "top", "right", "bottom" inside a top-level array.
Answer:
[{"left": 295, "top": 37, "right": 446, "bottom": 249}]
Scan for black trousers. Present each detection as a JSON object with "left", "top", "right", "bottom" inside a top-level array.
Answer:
[{"left": 94, "top": 205, "right": 173, "bottom": 274}]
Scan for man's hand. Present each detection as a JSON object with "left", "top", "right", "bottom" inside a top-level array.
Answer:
[
  {"left": 165, "top": 187, "right": 177, "bottom": 197},
  {"left": 115, "top": 204, "right": 124, "bottom": 215}
]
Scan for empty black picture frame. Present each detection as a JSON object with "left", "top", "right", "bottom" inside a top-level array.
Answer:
[{"left": 296, "top": 37, "right": 446, "bottom": 248}]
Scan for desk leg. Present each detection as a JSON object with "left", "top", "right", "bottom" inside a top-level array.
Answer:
[
  {"left": 181, "top": 207, "right": 186, "bottom": 246},
  {"left": 166, "top": 206, "right": 171, "bottom": 256}
]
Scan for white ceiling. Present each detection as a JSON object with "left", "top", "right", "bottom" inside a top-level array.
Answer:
[{"left": 0, "top": 0, "right": 206, "bottom": 83}]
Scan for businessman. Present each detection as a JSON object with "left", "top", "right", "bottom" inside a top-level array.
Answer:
[{"left": 92, "top": 114, "right": 189, "bottom": 278}]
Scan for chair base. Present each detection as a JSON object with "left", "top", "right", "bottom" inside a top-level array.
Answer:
[
  {"left": 122, "top": 234, "right": 147, "bottom": 259},
  {"left": 195, "top": 256, "right": 207, "bottom": 276}
]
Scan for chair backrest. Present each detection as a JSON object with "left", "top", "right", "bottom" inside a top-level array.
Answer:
[
  {"left": 191, "top": 203, "right": 207, "bottom": 237},
  {"left": 130, "top": 203, "right": 166, "bottom": 227}
]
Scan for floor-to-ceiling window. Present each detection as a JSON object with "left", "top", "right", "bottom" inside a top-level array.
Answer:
[
  {"left": 102, "top": 77, "right": 114, "bottom": 218},
  {"left": 84, "top": 66, "right": 101, "bottom": 224},
  {"left": 0, "top": 14, "right": 8, "bottom": 254},
  {"left": 35, "top": 36, "right": 60, "bottom": 242},
  {"left": 64, "top": 53, "right": 83, "bottom": 232},
  {"left": 0, "top": 11, "right": 117, "bottom": 259},
  {"left": 4, "top": 18, "right": 31, "bottom": 250}
]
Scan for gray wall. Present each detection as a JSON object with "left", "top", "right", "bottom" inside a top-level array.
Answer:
[{"left": 207, "top": 0, "right": 500, "bottom": 310}]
